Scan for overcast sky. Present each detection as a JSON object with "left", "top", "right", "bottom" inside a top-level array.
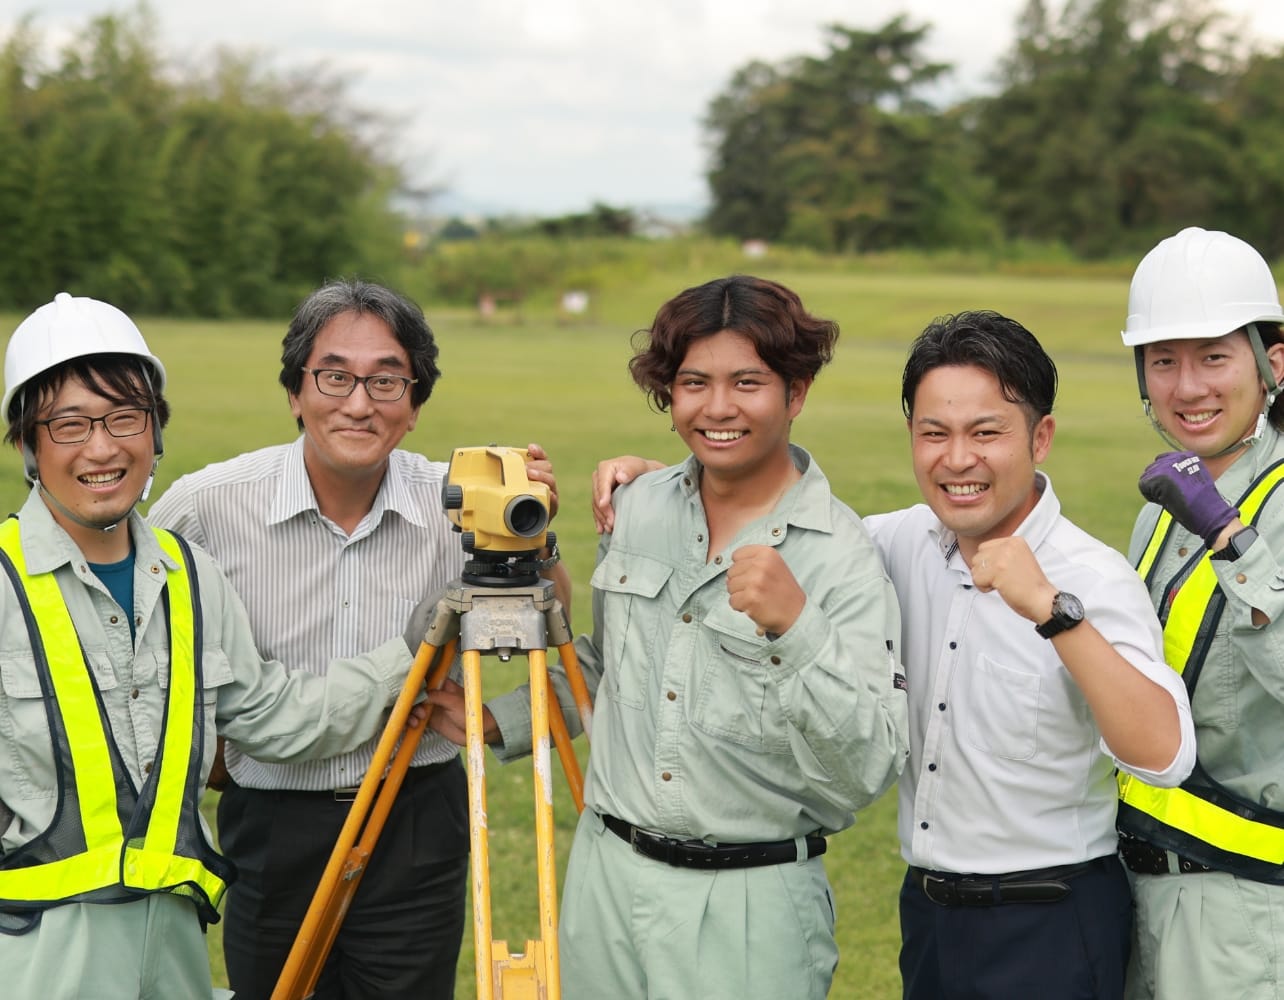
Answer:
[{"left": 5, "top": 1, "right": 1284, "bottom": 216}]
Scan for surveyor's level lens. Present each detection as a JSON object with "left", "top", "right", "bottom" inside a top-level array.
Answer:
[{"left": 505, "top": 495, "right": 549, "bottom": 537}]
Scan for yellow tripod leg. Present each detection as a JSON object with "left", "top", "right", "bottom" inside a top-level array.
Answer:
[
  {"left": 271, "top": 636, "right": 457, "bottom": 1000},
  {"left": 462, "top": 646, "right": 497, "bottom": 999}
]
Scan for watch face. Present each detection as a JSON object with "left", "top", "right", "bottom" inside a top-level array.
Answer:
[{"left": 1054, "top": 592, "right": 1084, "bottom": 621}]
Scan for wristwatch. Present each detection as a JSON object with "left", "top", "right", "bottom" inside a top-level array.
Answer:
[
  {"left": 1035, "top": 592, "right": 1085, "bottom": 639},
  {"left": 1211, "top": 525, "right": 1259, "bottom": 562}
]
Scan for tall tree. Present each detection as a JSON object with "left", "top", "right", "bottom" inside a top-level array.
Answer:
[{"left": 702, "top": 18, "right": 993, "bottom": 251}]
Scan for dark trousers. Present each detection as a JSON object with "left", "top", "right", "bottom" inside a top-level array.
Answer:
[
  {"left": 898, "top": 858, "right": 1131, "bottom": 1000},
  {"left": 217, "top": 757, "right": 469, "bottom": 1000}
]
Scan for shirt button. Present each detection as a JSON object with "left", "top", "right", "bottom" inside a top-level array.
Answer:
[
  {"left": 1178, "top": 547, "right": 1189, "bottom": 557},
  {"left": 928, "top": 763, "right": 937, "bottom": 771},
  {"left": 661, "top": 771, "right": 672, "bottom": 781},
  {"left": 714, "top": 555, "right": 723, "bottom": 565},
  {"left": 1237, "top": 573, "right": 1248, "bottom": 584},
  {"left": 771, "top": 527, "right": 781, "bottom": 537},
  {"left": 619, "top": 575, "right": 628, "bottom": 584},
  {"left": 110, "top": 615, "right": 119, "bottom": 625},
  {"left": 131, "top": 688, "right": 140, "bottom": 699},
  {"left": 150, "top": 565, "right": 160, "bottom": 575},
  {"left": 682, "top": 613, "right": 692, "bottom": 623},
  {"left": 666, "top": 691, "right": 677, "bottom": 701},
  {"left": 938, "top": 702, "right": 947, "bottom": 711},
  {"left": 144, "top": 761, "right": 154, "bottom": 774},
  {"left": 948, "top": 641, "right": 957, "bottom": 650},
  {"left": 135, "top": 616, "right": 142, "bottom": 627},
  {"left": 770, "top": 656, "right": 781, "bottom": 665},
  {"left": 696, "top": 534, "right": 704, "bottom": 542},
  {"left": 920, "top": 821, "right": 929, "bottom": 830}
]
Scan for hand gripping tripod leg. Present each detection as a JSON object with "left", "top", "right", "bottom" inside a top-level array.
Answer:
[{"left": 271, "top": 576, "right": 592, "bottom": 1000}]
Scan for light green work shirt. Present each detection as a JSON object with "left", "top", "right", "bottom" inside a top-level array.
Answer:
[
  {"left": 1128, "top": 423, "right": 1284, "bottom": 809},
  {"left": 490, "top": 445, "right": 908, "bottom": 842},
  {"left": 0, "top": 487, "right": 411, "bottom": 856}
]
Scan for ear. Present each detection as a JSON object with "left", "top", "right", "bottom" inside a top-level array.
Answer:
[
  {"left": 786, "top": 378, "right": 812, "bottom": 420},
  {"left": 288, "top": 391, "right": 303, "bottom": 424},
  {"left": 1031, "top": 414, "right": 1055, "bottom": 464},
  {"left": 1266, "top": 341, "right": 1284, "bottom": 391},
  {"left": 407, "top": 403, "right": 421, "bottom": 433}
]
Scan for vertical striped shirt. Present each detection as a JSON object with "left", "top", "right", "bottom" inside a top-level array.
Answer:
[{"left": 148, "top": 437, "right": 465, "bottom": 790}]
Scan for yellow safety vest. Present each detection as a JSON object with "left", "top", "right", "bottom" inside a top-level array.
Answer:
[
  {"left": 1117, "top": 460, "right": 1284, "bottom": 883},
  {"left": 0, "top": 518, "right": 232, "bottom": 928}
]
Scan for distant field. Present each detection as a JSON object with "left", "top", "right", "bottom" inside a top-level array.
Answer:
[{"left": 0, "top": 267, "right": 1164, "bottom": 998}]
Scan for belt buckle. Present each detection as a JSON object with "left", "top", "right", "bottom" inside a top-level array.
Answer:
[
  {"left": 332, "top": 786, "right": 360, "bottom": 802},
  {"left": 921, "top": 874, "right": 956, "bottom": 906}
]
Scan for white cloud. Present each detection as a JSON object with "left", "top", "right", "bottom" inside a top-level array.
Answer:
[{"left": 2, "top": 0, "right": 1282, "bottom": 214}]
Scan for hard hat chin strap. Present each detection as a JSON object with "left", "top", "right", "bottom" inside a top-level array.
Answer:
[{"left": 32, "top": 457, "right": 159, "bottom": 535}]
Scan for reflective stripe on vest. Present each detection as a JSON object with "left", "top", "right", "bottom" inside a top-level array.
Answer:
[
  {"left": 0, "top": 519, "right": 228, "bottom": 913},
  {"left": 1118, "top": 460, "right": 1284, "bottom": 880}
]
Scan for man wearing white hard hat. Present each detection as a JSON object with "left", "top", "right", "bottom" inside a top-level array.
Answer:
[
  {"left": 1116, "top": 228, "right": 1284, "bottom": 999},
  {"left": 0, "top": 293, "right": 432, "bottom": 1000}
]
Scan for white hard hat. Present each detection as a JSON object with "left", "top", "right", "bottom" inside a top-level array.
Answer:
[
  {"left": 1123, "top": 227, "right": 1284, "bottom": 346},
  {"left": 2, "top": 292, "right": 166, "bottom": 423}
]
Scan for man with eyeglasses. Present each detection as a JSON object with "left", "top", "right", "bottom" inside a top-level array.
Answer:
[
  {"left": 148, "top": 278, "right": 570, "bottom": 1000},
  {"left": 0, "top": 292, "right": 445, "bottom": 999}
]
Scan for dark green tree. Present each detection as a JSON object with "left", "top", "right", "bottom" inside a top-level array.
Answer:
[{"left": 703, "top": 17, "right": 995, "bottom": 252}]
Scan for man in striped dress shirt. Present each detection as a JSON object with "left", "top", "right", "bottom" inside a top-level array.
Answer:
[{"left": 149, "top": 279, "right": 569, "bottom": 1000}]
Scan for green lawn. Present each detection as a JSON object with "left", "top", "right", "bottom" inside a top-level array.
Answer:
[{"left": 1, "top": 266, "right": 1163, "bottom": 998}]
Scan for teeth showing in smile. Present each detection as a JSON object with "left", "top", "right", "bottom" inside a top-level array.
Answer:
[
  {"left": 704, "top": 430, "right": 743, "bottom": 441},
  {"left": 944, "top": 483, "right": 987, "bottom": 496},
  {"left": 1180, "top": 411, "right": 1218, "bottom": 425},
  {"left": 80, "top": 471, "right": 123, "bottom": 486}
]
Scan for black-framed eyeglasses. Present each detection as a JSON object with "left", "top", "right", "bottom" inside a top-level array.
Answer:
[
  {"left": 303, "top": 368, "right": 417, "bottom": 402},
  {"left": 35, "top": 407, "right": 151, "bottom": 445}
]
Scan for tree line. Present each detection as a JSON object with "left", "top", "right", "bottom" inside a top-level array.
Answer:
[
  {"left": 0, "top": 6, "right": 403, "bottom": 316},
  {"left": 704, "top": 0, "right": 1284, "bottom": 260},
  {"left": 4, "top": 2, "right": 1283, "bottom": 318}
]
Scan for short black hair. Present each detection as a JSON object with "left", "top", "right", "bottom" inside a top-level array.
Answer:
[{"left": 902, "top": 310, "right": 1057, "bottom": 428}]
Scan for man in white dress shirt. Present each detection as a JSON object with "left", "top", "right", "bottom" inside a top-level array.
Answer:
[{"left": 866, "top": 310, "right": 1194, "bottom": 999}]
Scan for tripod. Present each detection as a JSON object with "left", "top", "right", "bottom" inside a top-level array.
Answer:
[{"left": 270, "top": 569, "right": 593, "bottom": 1000}]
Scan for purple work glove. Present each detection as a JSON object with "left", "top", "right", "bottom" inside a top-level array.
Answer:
[{"left": 1138, "top": 451, "right": 1239, "bottom": 548}]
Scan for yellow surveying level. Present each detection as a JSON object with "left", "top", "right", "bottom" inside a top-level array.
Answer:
[{"left": 272, "top": 448, "right": 593, "bottom": 1000}]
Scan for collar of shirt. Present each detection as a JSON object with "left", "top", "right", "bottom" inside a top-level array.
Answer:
[
  {"left": 670, "top": 443, "right": 835, "bottom": 536},
  {"left": 266, "top": 436, "right": 434, "bottom": 533}
]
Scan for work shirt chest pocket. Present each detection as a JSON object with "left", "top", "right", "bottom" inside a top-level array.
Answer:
[
  {"left": 962, "top": 653, "right": 1040, "bottom": 760},
  {"left": 0, "top": 653, "right": 56, "bottom": 796},
  {"left": 694, "top": 602, "right": 792, "bottom": 755},
  {"left": 591, "top": 551, "right": 673, "bottom": 710}
]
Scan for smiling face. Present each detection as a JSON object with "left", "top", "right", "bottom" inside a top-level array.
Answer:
[
  {"left": 1142, "top": 331, "right": 1284, "bottom": 478},
  {"left": 669, "top": 328, "right": 807, "bottom": 491},
  {"left": 909, "top": 363, "right": 1052, "bottom": 559},
  {"left": 33, "top": 374, "right": 155, "bottom": 558},
  {"left": 289, "top": 310, "right": 420, "bottom": 494}
]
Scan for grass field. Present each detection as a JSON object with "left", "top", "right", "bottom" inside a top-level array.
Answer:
[{"left": 0, "top": 266, "right": 1166, "bottom": 998}]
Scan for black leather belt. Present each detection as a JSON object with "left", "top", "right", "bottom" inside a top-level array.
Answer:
[
  {"left": 1118, "top": 834, "right": 1216, "bottom": 875},
  {"left": 910, "top": 855, "right": 1116, "bottom": 906},
  {"left": 601, "top": 813, "right": 826, "bottom": 870}
]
